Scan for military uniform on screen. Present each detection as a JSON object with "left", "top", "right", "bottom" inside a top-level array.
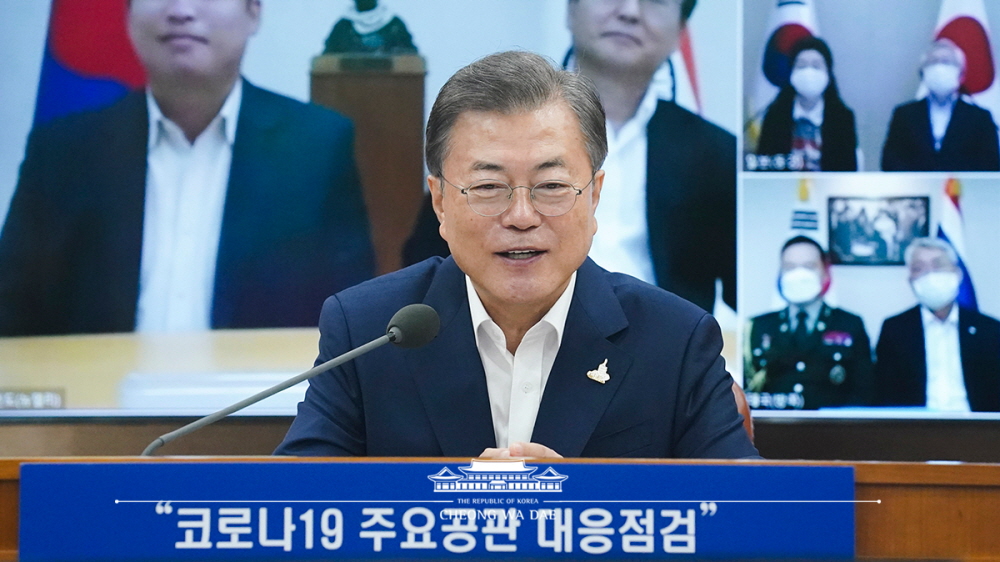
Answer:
[{"left": 745, "top": 304, "right": 874, "bottom": 409}]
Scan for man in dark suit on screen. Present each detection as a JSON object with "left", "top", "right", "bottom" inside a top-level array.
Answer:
[
  {"left": 403, "top": 0, "right": 735, "bottom": 314},
  {"left": 881, "top": 39, "right": 1000, "bottom": 172},
  {"left": 0, "top": 0, "right": 375, "bottom": 336},
  {"left": 875, "top": 238, "right": 1000, "bottom": 412},
  {"left": 276, "top": 51, "right": 756, "bottom": 459}
]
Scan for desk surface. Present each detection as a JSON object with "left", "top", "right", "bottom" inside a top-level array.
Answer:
[{"left": 0, "top": 328, "right": 741, "bottom": 411}]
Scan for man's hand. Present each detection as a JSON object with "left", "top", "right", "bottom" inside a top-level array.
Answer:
[{"left": 479, "top": 441, "right": 563, "bottom": 459}]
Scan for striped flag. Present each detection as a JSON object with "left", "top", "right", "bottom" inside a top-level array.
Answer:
[
  {"left": 790, "top": 178, "right": 819, "bottom": 232},
  {"left": 928, "top": 0, "right": 1000, "bottom": 127},
  {"left": 937, "top": 178, "right": 978, "bottom": 311},
  {"left": 33, "top": 0, "right": 145, "bottom": 126},
  {"left": 745, "top": 0, "right": 820, "bottom": 151}
]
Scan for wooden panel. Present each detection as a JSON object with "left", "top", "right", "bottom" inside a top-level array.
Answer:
[
  {"left": 0, "top": 417, "right": 292, "bottom": 457},
  {"left": 310, "top": 55, "right": 426, "bottom": 275}
]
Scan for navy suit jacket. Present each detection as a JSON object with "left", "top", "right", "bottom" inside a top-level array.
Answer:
[
  {"left": 0, "top": 80, "right": 375, "bottom": 335},
  {"left": 402, "top": 100, "right": 736, "bottom": 313},
  {"left": 275, "top": 257, "right": 757, "bottom": 459},
  {"left": 874, "top": 305, "right": 1000, "bottom": 412},
  {"left": 881, "top": 98, "right": 1000, "bottom": 171}
]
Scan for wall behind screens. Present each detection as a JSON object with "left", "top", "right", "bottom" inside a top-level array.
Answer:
[{"left": 0, "top": 0, "right": 999, "bottom": 416}]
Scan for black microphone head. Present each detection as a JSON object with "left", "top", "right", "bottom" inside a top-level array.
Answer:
[{"left": 386, "top": 304, "right": 440, "bottom": 349}]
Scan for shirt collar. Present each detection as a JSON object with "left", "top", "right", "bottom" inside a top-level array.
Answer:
[
  {"left": 921, "top": 303, "right": 959, "bottom": 327},
  {"left": 466, "top": 272, "right": 577, "bottom": 350},
  {"left": 789, "top": 299, "right": 824, "bottom": 326},
  {"left": 926, "top": 91, "right": 959, "bottom": 109},
  {"left": 146, "top": 79, "right": 243, "bottom": 148},
  {"left": 792, "top": 98, "right": 825, "bottom": 126}
]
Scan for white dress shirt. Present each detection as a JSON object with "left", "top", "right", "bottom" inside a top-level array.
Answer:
[
  {"left": 466, "top": 273, "right": 576, "bottom": 448},
  {"left": 921, "top": 305, "right": 970, "bottom": 412},
  {"left": 588, "top": 85, "right": 659, "bottom": 285},
  {"left": 134, "top": 81, "right": 242, "bottom": 332},
  {"left": 927, "top": 94, "right": 957, "bottom": 151}
]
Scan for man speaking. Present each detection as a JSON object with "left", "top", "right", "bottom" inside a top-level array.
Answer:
[{"left": 276, "top": 51, "right": 756, "bottom": 459}]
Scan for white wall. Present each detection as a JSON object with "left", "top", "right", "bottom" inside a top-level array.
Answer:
[{"left": 0, "top": 2, "right": 51, "bottom": 228}]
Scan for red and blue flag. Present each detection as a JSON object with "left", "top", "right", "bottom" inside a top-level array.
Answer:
[{"left": 33, "top": 0, "right": 146, "bottom": 126}]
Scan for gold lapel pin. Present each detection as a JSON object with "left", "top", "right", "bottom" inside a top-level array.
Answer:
[{"left": 587, "top": 359, "right": 610, "bottom": 384}]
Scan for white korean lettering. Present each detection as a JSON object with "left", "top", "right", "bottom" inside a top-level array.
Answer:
[
  {"left": 537, "top": 508, "right": 573, "bottom": 553},
  {"left": 175, "top": 508, "right": 212, "bottom": 549},
  {"left": 441, "top": 508, "right": 477, "bottom": 553},
  {"left": 258, "top": 507, "right": 296, "bottom": 551},
  {"left": 216, "top": 507, "right": 252, "bottom": 549},
  {"left": 578, "top": 508, "right": 613, "bottom": 554},
  {"left": 660, "top": 509, "right": 696, "bottom": 554},
  {"left": 482, "top": 508, "right": 519, "bottom": 552},
  {"left": 359, "top": 507, "right": 396, "bottom": 552},
  {"left": 618, "top": 508, "right": 654, "bottom": 553},
  {"left": 400, "top": 507, "right": 437, "bottom": 550}
]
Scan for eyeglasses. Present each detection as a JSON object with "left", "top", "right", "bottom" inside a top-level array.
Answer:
[{"left": 440, "top": 176, "right": 594, "bottom": 217}]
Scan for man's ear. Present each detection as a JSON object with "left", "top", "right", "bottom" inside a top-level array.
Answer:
[
  {"left": 590, "top": 169, "right": 605, "bottom": 213},
  {"left": 428, "top": 175, "right": 445, "bottom": 223},
  {"left": 428, "top": 175, "right": 449, "bottom": 241}
]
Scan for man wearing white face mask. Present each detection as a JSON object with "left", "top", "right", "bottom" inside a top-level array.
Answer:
[
  {"left": 874, "top": 238, "right": 1000, "bottom": 412},
  {"left": 745, "top": 236, "right": 873, "bottom": 410},
  {"left": 881, "top": 39, "right": 1000, "bottom": 171}
]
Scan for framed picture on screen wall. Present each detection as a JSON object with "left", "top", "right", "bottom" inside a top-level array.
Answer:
[{"left": 828, "top": 196, "right": 930, "bottom": 265}]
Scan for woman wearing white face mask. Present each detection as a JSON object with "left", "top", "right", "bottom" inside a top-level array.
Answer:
[
  {"left": 881, "top": 38, "right": 1000, "bottom": 172},
  {"left": 756, "top": 36, "right": 859, "bottom": 171}
]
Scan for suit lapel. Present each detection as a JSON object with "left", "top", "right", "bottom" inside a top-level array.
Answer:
[
  {"left": 99, "top": 93, "right": 150, "bottom": 329},
  {"left": 406, "top": 258, "right": 497, "bottom": 456},
  {"left": 213, "top": 80, "right": 283, "bottom": 326},
  {"left": 958, "top": 307, "right": 982, "bottom": 410},
  {"left": 902, "top": 306, "right": 929, "bottom": 401},
  {"left": 531, "top": 260, "right": 633, "bottom": 457},
  {"left": 914, "top": 98, "right": 936, "bottom": 157}
]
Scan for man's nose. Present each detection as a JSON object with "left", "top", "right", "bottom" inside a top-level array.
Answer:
[
  {"left": 164, "top": 0, "right": 198, "bottom": 21},
  {"left": 615, "top": 0, "right": 643, "bottom": 21},
  {"left": 501, "top": 187, "right": 542, "bottom": 229}
]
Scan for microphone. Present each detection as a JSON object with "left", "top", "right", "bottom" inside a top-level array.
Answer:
[{"left": 141, "top": 303, "right": 440, "bottom": 456}]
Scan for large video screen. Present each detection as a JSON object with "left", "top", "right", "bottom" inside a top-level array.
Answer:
[{"left": 1, "top": 0, "right": 998, "bottom": 420}]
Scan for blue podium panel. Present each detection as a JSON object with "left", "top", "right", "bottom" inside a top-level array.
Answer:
[{"left": 20, "top": 460, "right": 854, "bottom": 560}]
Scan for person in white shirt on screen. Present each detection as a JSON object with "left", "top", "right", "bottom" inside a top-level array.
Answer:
[
  {"left": 0, "top": 0, "right": 374, "bottom": 336},
  {"left": 881, "top": 39, "right": 1000, "bottom": 172},
  {"left": 874, "top": 238, "right": 1000, "bottom": 412},
  {"left": 402, "top": 0, "right": 736, "bottom": 314}
]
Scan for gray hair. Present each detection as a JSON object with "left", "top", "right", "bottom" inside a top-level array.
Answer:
[
  {"left": 904, "top": 237, "right": 959, "bottom": 268},
  {"left": 921, "top": 38, "right": 966, "bottom": 72},
  {"left": 425, "top": 50, "right": 607, "bottom": 179}
]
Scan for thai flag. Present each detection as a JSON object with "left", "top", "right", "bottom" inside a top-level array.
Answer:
[
  {"left": 937, "top": 178, "right": 978, "bottom": 311},
  {"left": 921, "top": 0, "right": 1000, "bottom": 128},
  {"left": 33, "top": 0, "right": 146, "bottom": 126},
  {"left": 745, "top": 0, "right": 820, "bottom": 150}
]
